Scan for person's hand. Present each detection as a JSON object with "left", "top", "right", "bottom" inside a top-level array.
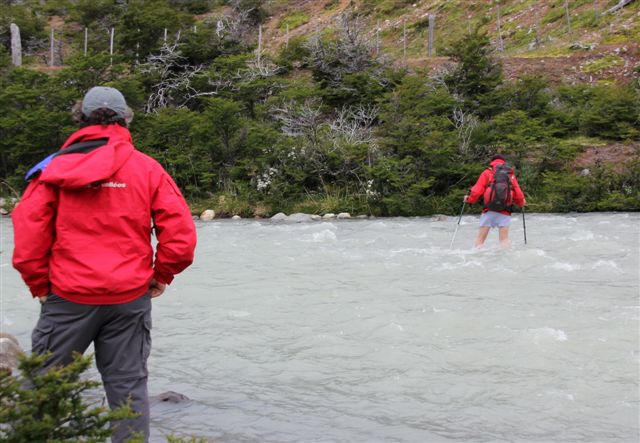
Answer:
[
  {"left": 38, "top": 295, "right": 48, "bottom": 304},
  {"left": 463, "top": 195, "right": 470, "bottom": 203},
  {"left": 148, "top": 279, "right": 166, "bottom": 298}
]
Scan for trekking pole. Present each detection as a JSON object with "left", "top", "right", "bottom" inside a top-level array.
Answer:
[
  {"left": 450, "top": 201, "right": 467, "bottom": 248},
  {"left": 522, "top": 206, "right": 527, "bottom": 245}
]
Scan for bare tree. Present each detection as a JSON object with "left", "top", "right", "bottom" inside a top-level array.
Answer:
[
  {"left": 140, "top": 43, "right": 208, "bottom": 113},
  {"left": 305, "top": 12, "right": 389, "bottom": 87},
  {"left": 327, "top": 105, "right": 379, "bottom": 154},
  {"left": 271, "top": 99, "right": 324, "bottom": 144},
  {"left": 450, "top": 106, "right": 479, "bottom": 156},
  {"left": 270, "top": 99, "right": 381, "bottom": 189}
]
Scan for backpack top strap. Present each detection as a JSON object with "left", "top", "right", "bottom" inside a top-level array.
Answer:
[{"left": 25, "top": 138, "right": 109, "bottom": 181}]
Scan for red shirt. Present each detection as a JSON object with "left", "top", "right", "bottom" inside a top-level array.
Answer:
[
  {"left": 12, "top": 124, "right": 197, "bottom": 304},
  {"left": 466, "top": 159, "right": 525, "bottom": 215}
]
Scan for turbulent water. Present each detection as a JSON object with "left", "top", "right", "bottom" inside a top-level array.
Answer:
[{"left": 1, "top": 213, "right": 639, "bottom": 443}]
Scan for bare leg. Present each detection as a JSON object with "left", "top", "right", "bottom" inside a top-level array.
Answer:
[
  {"left": 475, "top": 226, "right": 491, "bottom": 248},
  {"left": 498, "top": 227, "right": 511, "bottom": 248}
]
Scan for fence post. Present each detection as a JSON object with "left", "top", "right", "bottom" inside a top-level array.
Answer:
[
  {"left": 428, "top": 15, "right": 435, "bottom": 57},
  {"left": 403, "top": 20, "right": 407, "bottom": 64},
  {"left": 10, "top": 23, "right": 22, "bottom": 66},
  {"left": 496, "top": 0, "right": 504, "bottom": 51},
  {"left": 109, "top": 27, "right": 114, "bottom": 65},
  {"left": 564, "top": 0, "right": 572, "bottom": 36},
  {"left": 84, "top": 27, "right": 88, "bottom": 56},
  {"left": 376, "top": 20, "right": 380, "bottom": 56},
  {"left": 257, "top": 25, "right": 262, "bottom": 64},
  {"left": 50, "top": 28, "right": 55, "bottom": 66}
]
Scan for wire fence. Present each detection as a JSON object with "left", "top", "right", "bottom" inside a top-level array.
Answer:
[{"left": 7, "top": 0, "right": 625, "bottom": 68}]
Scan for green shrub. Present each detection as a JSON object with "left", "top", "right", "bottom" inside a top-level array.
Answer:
[{"left": 0, "top": 352, "right": 137, "bottom": 442}]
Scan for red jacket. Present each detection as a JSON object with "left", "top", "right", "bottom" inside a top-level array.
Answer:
[
  {"left": 466, "top": 159, "right": 525, "bottom": 215},
  {"left": 12, "top": 124, "right": 197, "bottom": 304}
]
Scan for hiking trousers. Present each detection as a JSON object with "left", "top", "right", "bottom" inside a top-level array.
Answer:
[{"left": 32, "top": 293, "right": 152, "bottom": 443}]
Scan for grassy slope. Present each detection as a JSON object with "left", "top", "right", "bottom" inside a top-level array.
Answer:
[
  {"left": 259, "top": 0, "right": 639, "bottom": 82},
  {"left": 254, "top": 0, "right": 639, "bottom": 178}
]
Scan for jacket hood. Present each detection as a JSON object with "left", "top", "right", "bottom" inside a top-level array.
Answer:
[
  {"left": 489, "top": 158, "right": 506, "bottom": 168},
  {"left": 40, "top": 125, "right": 135, "bottom": 189}
]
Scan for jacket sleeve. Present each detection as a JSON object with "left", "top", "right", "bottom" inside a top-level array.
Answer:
[
  {"left": 511, "top": 175, "right": 525, "bottom": 208},
  {"left": 151, "top": 171, "right": 196, "bottom": 284},
  {"left": 12, "top": 181, "right": 58, "bottom": 297},
  {"left": 467, "top": 169, "right": 490, "bottom": 204}
]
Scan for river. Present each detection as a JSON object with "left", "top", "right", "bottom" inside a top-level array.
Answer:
[{"left": 1, "top": 213, "right": 638, "bottom": 442}]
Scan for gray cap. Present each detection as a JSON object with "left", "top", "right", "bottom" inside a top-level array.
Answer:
[{"left": 81, "top": 86, "right": 130, "bottom": 119}]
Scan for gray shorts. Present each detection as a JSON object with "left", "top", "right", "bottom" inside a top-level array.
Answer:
[{"left": 479, "top": 211, "right": 511, "bottom": 228}]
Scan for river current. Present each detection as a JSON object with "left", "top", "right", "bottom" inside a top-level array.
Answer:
[{"left": 1, "top": 213, "right": 638, "bottom": 443}]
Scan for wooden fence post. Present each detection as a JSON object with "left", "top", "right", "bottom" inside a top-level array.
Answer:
[
  {"left": 496, "top": 0, "right": 504, "bottom": 51},
  {"left": 376, "top": 20, "right": 380, "bottom": 56},
  {"left": 564, "top": 0, "right": 572, "bottom": 36},
  {"left": 285, "top": 24, "right": 289, "bottom": 49},
  {"left": 109, "top": 27, "right": 114, "bottom": 65},
  {"left": 257, "top": 25, "right": 262, "bottom": 64},
  {"left": 403, "top": 20, "right": 407, "bottom": 64},
  {"left": 50, "top": 28, "right": 55, "bottom": 66},
  {"left": 84, "top": 27, "right": 88, "bottom": 56},
  {"left": 428, "top": 15, "right": 435, "bottom": 57},
  {"left": 10, "top": 23, "right": 22, "bottom": 66}
]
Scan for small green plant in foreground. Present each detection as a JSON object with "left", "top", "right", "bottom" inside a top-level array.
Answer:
[{"left": 0, "top": 352, "right": 137, "bottom": 442}]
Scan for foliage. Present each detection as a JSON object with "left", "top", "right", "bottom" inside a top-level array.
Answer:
[
  {"left": 119, "top": 0, "right": 193, "bottom": 59},
  {"left": 279, "top": 12, "right": 309, "bottom": 31},
  {"left": 0, "top": 352, "right": 137, "bottom": 442},
  {"left": 0, "top": 3, "right": 47, "bottom": 46},
  {"left": 443, "top": 30, "right": 503, "bottom": 116},
  {"left": 305, "top": 13, "right": 391, "bottom": 107},
  {"left": 0, "top": 6, "right": 638, "bottom": 215}
]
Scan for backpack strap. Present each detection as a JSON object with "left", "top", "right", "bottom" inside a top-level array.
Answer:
[{"left": 25, "top": 138, "right": 109, "bottom": 181}]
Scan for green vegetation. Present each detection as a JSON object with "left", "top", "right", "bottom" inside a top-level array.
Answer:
[
  {"left": 0, "top": 2, "right": 638, "bottom": 216},
  {"left": 581, "top": 54, "right": 625, "bottom": 74},
  {"left": 0, "top": 352, "right": 138, "bottom": 442},
  {"left": 279, "top": 12, "right": 309, "bottom": 31},
  {"left": 0, "top": 352, "right": 210, "bottom": 442}
]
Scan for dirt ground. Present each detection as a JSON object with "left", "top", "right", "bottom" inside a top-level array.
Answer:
[{"left": 574, "top": 143, "right": 640, "bottom": 172}]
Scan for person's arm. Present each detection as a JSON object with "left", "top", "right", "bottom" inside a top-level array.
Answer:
[
  {"left": 511, "top": 175, "right": 526, "bottom": 208},
  {"left": 12, "top": 181, "right": 58, "bottom": 298},
  {"left": 464, "top": 170, "right": 490, "bottom": 204},
  {"left": 150, "top": 171, "right": 196, "bottom": 290}
]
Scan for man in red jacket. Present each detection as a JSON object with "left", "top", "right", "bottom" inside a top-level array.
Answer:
[
  {"left": 12, "top": 86, "right": 197, "bottom": 442},
  {"left": 463, "top": 155, "right": 526, "bottom": 248}
]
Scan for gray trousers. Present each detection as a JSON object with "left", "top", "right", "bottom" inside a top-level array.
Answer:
[{"left": 32, "top": 293, "right": 152, "bottom": 442}]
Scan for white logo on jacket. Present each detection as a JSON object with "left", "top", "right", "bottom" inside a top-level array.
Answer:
[{"left": 101, "top": 182, "right": 127, "bottom": 188}]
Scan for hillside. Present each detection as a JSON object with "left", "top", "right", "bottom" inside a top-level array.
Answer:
[
  {"left": 1, "top": 0, "right": 639, "bottom": 216},
  {"left": 256, "top": 0, "right": 639, "bottom": 84},
  {"left": 5, "top": 1, "right": 637, "bottom": 84}
]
